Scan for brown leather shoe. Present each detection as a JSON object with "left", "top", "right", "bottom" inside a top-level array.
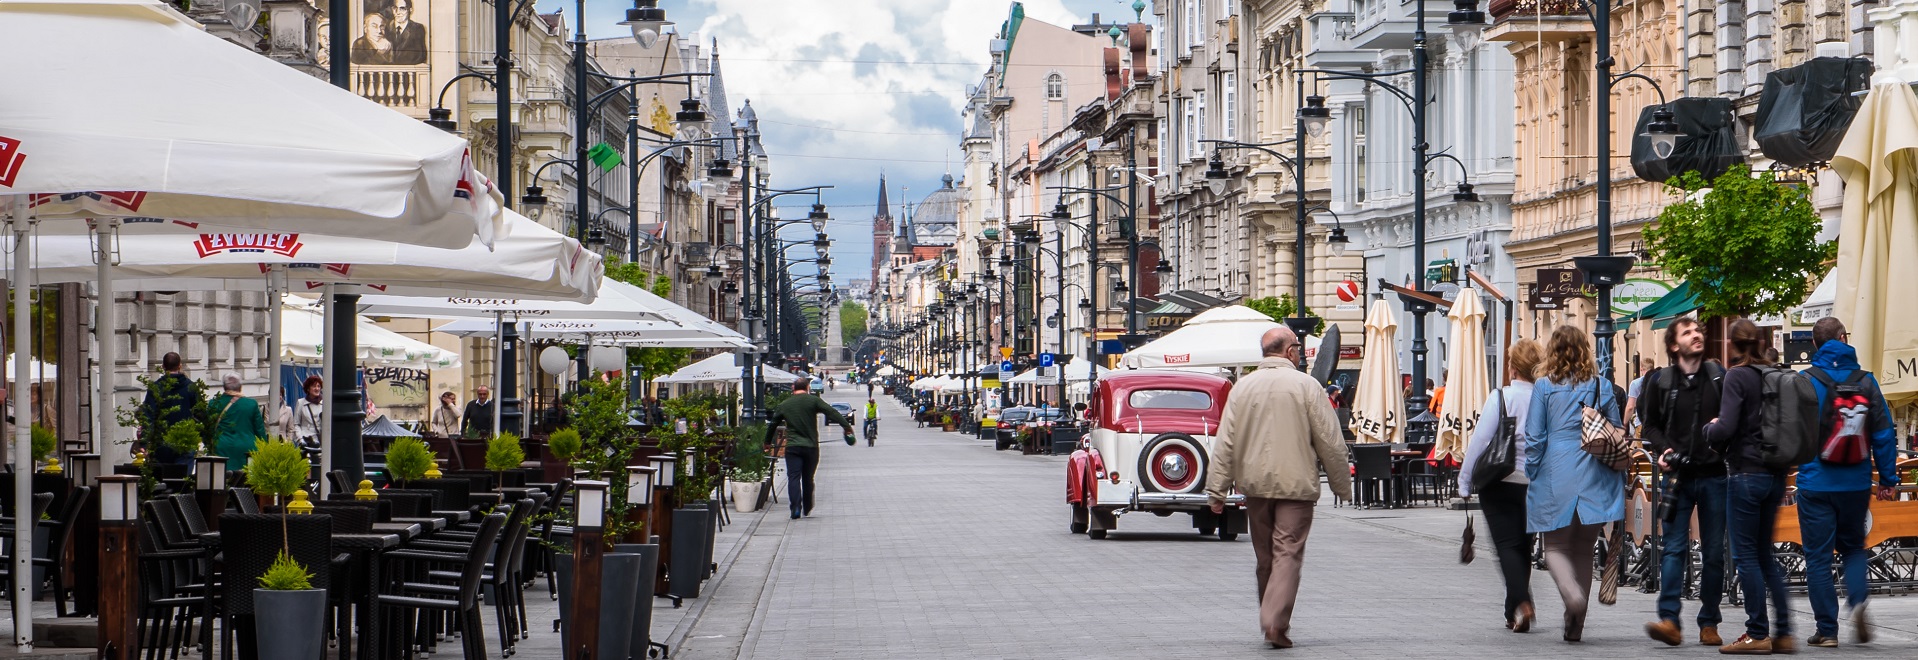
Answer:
[
  {"left": 1512, "top": 602, "right": 1534, "bottom": 633},
  {"left": 1701, "top": 626, "right": 1723, "bottom": 646},
  {"left": 1853, "top": 603, "right": 1872, "bottom": 644},
  {"left": 1267, "top": 634, "right": 1293, "bottom": 649},
  {"left": 1720, "top": 634, "right": 1773, "bottom": 655},
  {"left": 1647, "top": 619, "right": 1683, "bottom": 646},
  {"left": 1771, "top": 635, "right": 1796, "bottom": 655}
]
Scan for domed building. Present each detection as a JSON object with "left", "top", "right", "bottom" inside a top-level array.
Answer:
[{"left": 892, "top": 173, "right": 961, "bottom": 262}]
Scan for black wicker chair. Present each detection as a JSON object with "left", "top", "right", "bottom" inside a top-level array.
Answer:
[
  {"left": 35, "top": 486, "right": 90, "bottom": 616},
  {"left": 217, "top": 513, "right": 336, "bottom": 660},
  {"left": 378, "top": 512, "right": 506, "bottom": 659}
]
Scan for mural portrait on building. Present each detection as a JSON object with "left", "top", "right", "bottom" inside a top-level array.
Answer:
[{"left": 351, "top": 0, "right": 428, "bottom": 66}]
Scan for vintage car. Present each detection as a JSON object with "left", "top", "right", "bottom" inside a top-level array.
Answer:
[{"left": 1066, "top": 370, "right": 1245, "bottom": 540}]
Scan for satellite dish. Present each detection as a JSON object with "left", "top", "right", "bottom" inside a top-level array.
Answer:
[
  {"left": 590, "top": 346, "right": 626, "bottom": 373},
  {"left": 1310, "top": 324, "right": 1341, "bottom": 383},
  {"left": 537, "top": 346, "right": 571, "bottom": 375}
]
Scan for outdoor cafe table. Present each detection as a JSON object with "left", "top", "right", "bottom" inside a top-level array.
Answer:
[{"left": 199, "top": 530, "right": 403, "bottom": 660}]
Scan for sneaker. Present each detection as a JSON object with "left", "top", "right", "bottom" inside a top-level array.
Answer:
[
  {"left": 1804, "top": 635, "right": 1838, "bottom": 648},
  {"left": 1852, "top": 604, "right": 1872, "bottom": 643},
  {"left": 1647, "top": 619, "right": 1683, "bottom": 646},
  {"left": 790, "top": 511, "right": 801, "bottom": 519},
  {"left": 1720, "top": 634, "right": 1772, "bottom": 655},
  {"left": 1702, "top": 627, "right": 1723, "bottom": 646},
  {"left": 1772, "top": 635, "right": 1797, "bottom": 655}
]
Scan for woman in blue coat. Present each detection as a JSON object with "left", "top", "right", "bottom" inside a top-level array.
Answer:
[{"left": 1525, "top": 325, "right": 1626, "bottom": 642}]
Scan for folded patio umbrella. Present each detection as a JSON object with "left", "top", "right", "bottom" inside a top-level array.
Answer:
[
  {"left": 1351, "top": 299, "right": 1405, "bottom": 444},
  {"left": 1833, "top": 81, "right": 1918, "bottom": 405},
  {"left": 1436, "top": 288, "right": 1489, "bottom": 462}
]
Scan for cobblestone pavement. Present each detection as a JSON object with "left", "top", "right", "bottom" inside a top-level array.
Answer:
[{"left": 668, "top": 388, "right": 1918, "bottom": 660}]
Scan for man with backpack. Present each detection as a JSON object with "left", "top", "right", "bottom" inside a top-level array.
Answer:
[
  {"left": 1640, "top": 318, "right": 1729, "bottom": 648},
  {"left": 1794, "top": 317, "right": 1902, "bottom": 647}
]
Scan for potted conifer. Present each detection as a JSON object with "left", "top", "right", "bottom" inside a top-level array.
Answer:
[
  {"left": 247, "top": 439, "right": 326, "bottom": 660},
  {"left": 485, "top": 432, "right": 526, "bottom": 492},
  {"left": 383, "top": 437, "right": 434, "bottom": 487}
]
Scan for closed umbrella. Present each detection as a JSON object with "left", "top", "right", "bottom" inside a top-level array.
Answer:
[
  {"left": 1436, "top": 288, "right": 1489, "bottom": 462},
  {"left": 1832, "top": 80, "right": 1918, "bottom": 405},
  {"left": 1351, "top": 299, "right": 1404, "bottom": 444}
]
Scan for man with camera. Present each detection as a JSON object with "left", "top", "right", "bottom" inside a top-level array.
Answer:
[{"left": 1640, "top": 318, "right": 1729, "bottom": 647}]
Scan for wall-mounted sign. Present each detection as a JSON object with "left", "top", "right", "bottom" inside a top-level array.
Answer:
[
  {"left": 1527, "top": 282, "right": 1563, "bottom": 310},
  {"left": 1335, "top": 280, "right": 1362, "bottom": 302},
  {"left": 1610, "top": 278, "right": 1675, "bottom": 316},
  {"left": 1535, "top": 268, "right": 1596, "bottom": 299},
  {"left": 1338, "top": 346, "right": 1363, "bottom": 360}
]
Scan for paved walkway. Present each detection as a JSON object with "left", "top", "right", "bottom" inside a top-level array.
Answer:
[{"left": 667, "top": 389, "right": 1918, "bottom": 659}]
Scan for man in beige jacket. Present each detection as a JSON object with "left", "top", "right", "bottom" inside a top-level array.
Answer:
[{"left": 1206, "top": 327, "right": 1354, "bottom": 649}]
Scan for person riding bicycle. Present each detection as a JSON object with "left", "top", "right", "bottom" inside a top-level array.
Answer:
[{"left": 863, "top": 399, "right": 879, "bottom": 445}]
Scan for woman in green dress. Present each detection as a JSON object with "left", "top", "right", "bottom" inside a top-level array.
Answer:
[{"left": 209, "top": 373, "right": 267, "bottom": 470}]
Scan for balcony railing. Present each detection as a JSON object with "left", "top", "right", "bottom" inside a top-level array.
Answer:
[
  {"left": 1491, "top": 0, "right": 1585, "bottom": 21},
  {"left": 353, "top": 65, "right": 433, "bottom": 118}
]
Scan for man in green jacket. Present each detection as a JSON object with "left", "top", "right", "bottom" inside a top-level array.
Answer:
[{"left": 767, "top": 378, "right": 853, "bottom": 519}]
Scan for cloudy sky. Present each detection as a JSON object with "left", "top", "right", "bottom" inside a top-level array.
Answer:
[{"left": 539, "top": 0, "right": 1152, "bottom": 289}]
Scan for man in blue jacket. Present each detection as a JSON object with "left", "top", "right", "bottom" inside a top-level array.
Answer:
[{"left": 1796, "top": 317, "right": 1902, "bottom": 647}]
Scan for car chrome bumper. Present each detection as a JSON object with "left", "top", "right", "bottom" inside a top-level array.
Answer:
[{"left": 1128, "top": 491, "right": 1244, "bottom": 510}]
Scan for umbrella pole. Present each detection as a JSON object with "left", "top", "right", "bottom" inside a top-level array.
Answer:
[
  {"left": 268, "top": 267, "right": 283, "bottom": 427},
  {"left": 319, "top": 286, "right": 335, "bottom": 493},
  {"left": 94, "top": 221, "right": 121, "bottom": 464},
  {"left": 492, "top": 312, "right": 502, "bottom": 440},
  {"left": 11, "top": 200, "right": 34, "bottom": 648}
]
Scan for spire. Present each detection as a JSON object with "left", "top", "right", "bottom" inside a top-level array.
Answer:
[{"left": 876, "top": 174, "right": 890, "bottom": 220}]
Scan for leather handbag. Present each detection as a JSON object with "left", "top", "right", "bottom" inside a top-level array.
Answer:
[
  {"left": 1459, "top": 515, "right": 1476, "bottom": 565},
  {"left": 1469, "top": 389, "right": 1519, "bottom": 493},
  {"left": 1597, "top": 522, "right": 1627, "bottom": 605},
  {"left": 1578, "top": 379, "right": 1637, "bottom": 471}
]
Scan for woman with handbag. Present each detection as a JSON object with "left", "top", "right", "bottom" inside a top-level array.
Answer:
[
  {"left": 1524, "top": 325, "right": 1626, "bottom": 642},
  {"left": 1458, "top": 339, "right": 1545, "bottom": 633}
]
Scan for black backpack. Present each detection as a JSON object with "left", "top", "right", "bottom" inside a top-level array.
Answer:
[{"left": 1754, "top": 364, "right": 1822, "bottom": 470}]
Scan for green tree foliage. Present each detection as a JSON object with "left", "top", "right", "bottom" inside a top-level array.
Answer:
[
  {"left": 246, "top": 439, "right": 310, "bottom": 499},
  {"left": 1243, "top": 294, "right": 1324, "bottom": 334},
  {"left": 604, "top": 263, "right": 693, "bottom": 380},
  {"left": 840, "top": 301, "right": 868, "bottom": 344},
  {"left": 1644, "top": 165, "right": 1834, "bottom": 319},
  {"left": 729, "top": 423, "right": 772, "bottom": 481},
  {"left": 258, "top": 550, "right": 315, "bottom": 591},
  {"left": 382, "top": 437, "right": 436, "bottom": 485},
  {"left": 564, "top": 378, "right": 652, "bottom": 545},
  {"left": 485, "top": 432, "right": 526, "bottom": 474},
  {"left": 547, "top": 428, "right": 583, "bottom": 462},
  {"left": 29, "top": 424, "right": 56, "bottom": 465}
]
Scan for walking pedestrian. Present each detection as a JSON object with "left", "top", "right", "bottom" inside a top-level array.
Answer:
[
  {"left": 1704, "top": 318, "right": 1798, "bottom": 654},
  {"left": 273, "top": 387, "right": 295, "bottom": 440},
  {"left": 138, "top": 351, "right": 204, "bottom": 467},
  {"left": 293, "top": 376, "right": 325, "bottom": 449},
  {"left": 430, "top": 391, "right": 461, "bottom": 437},
  {"left": 1525, "top": 325, "right": 1625, "bottom": 643},
  {"left": 208, "top": 373, "right": 267, "bottom": 470},
  {"left": 766, "top": 378, "right": 854, "bottom": 519},
  {"left": 1625, "top": 357, "right": 1659, "bottom": 433},
  {"left": 1641, "top": 317, "right": 1729, "bottom": 647},
  {"left": 460, "top": 385, "right": 495, "bottom": 438},
  {"left": 1203, "top": 327, "right": 1353, "bottom": 649},
  {"left": 1457, "top": 339, "right": 1544, "bottom": 633},
  {"left": 1793, "top": 317, "right": 1901, "bottom": 648}
]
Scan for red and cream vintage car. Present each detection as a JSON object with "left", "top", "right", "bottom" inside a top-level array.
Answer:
[{"left": 1066, "top": 370, "right": 1246, "bottom": 540}]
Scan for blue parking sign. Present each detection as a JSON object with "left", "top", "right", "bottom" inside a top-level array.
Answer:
[{"left": 1039, "top": 353, "right": 1055, "bottom": 368}]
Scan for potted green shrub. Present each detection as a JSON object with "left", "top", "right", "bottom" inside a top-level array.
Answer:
[
  {"left": 30, "top": 424, "right": 57, "bottom": 473},
  {"left": 729, "top": 425, "right": 770, "bottom": 513},
  {"left": 544, "top": 428, "right": 581, "bottom": 483},
  {"left": 383, "top": 437, "right": 435, "bottom": 487},
  {"left": 485, "top": 432, "right": 526, "bottom": 491},
  {"left": 246, "top": 438, "right": 326, "bottom": 660}
]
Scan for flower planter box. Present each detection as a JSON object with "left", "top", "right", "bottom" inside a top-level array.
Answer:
[
  {"left": 557, "top": 550, "right": 646, "bottom": 660},
  {"left": 254, "top": 589, "right": 327, "bottom": 660}
]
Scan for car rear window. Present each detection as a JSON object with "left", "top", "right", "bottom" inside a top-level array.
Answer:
[
  {"left": 1127, "top": 389, "right": 1214, "bottom": 410},
  {"left": 1000, "top": 409, "right": 1031, "bottom": 423}
]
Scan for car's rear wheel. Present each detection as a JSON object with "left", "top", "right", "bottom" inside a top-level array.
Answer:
[
  {"left": 1137, "top": 433, "right": 1207, "bottom": 495},
  {"left": 1070, "top": 504, "right": 1088, "bottom": 534}
]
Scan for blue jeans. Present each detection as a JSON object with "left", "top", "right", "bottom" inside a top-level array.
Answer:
[
  {"left": 1796, "top": 489, "right": 1871, "bottom": 637},
  {"left": 1728, "top": 473, "right": 1791, "bottom": 639},
  {"left": 1657, "top": 474, "right": 1727, "bottom": 629}
]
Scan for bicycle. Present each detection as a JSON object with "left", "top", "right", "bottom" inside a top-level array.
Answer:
[{"left": 863, "top": 417, "right": 878, "bottom": 446}]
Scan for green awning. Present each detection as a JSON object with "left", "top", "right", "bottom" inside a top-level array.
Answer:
[
  {"left": 1146, "top": 300, "right": 1193, "bottom": 315},
  {"left": 1618, "top": 281, "right": 1700, "bottom": 327}
]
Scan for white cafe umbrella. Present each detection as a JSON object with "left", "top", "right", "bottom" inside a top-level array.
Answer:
[
  {"left": 654, "top": 353, "right": 800, "bottom": 384},
  {"left": 1436, "top": 289, "right": 1489, "bottom": 461},
  {"left": 1350, "top": 299, "right": 1405, "bottom": 444},
  {"left": 1833, "top": 79, "right": 1918, "bottom": 406},
  {"left": 355, "top": 276, "right": 671, "bottom": 322},
  {"left": 433, "top": 318, "right": 751, "bottom": 349},
  {"left": 1007, "top": 361, "right": 1110, "bottom": 384},
  {"left": 280, "top": 305, "right": 460, "bottom": 369},
  {"left": 1120, "top": 305, "right": 1283, "bottom": 369},
  {"left": 0, "top": 0, "right": 503, "bottom": 247},
  {"left": 0, "top": 1, "right": 508, "bottom": 638}
]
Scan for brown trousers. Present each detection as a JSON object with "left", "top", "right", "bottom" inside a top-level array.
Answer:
[{"left": 1246, "top": 497, "right": 1316, "bottom": 644}]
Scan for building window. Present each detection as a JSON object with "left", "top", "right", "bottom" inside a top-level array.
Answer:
[
  {"left": 1045, "top": 73, "right": 1064, "bottom": 100},
  {"left": 1222, "top": 72, "right": 1237, "bottom": 141},
  {"left": 1353, "top": 109, "right": 1368, "bottom": 203},
  {"left": 1183, "top": 98, "right": 1197, "bottom": 160},
  {"left": 1157, "top": 117, "right": 1169, "bottom": 176},
  {"left": 1195, "top": 91, "right": 1208, "bottom": 154}
]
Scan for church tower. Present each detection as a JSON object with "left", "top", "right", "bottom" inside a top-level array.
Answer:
[{"left": 870, "top": 174, "right": 892, "bottom": 290}]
